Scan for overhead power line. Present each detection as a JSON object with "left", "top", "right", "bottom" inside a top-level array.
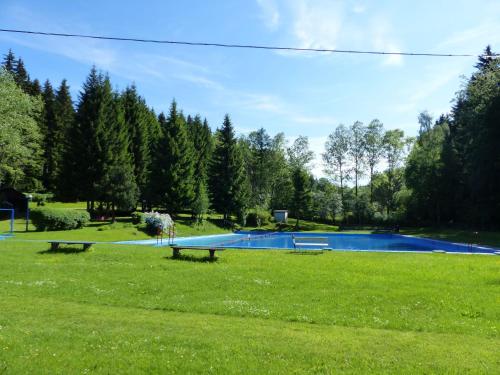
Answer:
[{"left": 0, "top": 28, "right": 497, "bottom": 58}]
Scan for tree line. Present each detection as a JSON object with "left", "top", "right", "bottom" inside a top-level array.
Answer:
[{"left": 1, "top": 47, "right": 498, "bottom": 228}]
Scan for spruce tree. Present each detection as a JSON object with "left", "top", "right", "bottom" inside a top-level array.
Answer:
[
  {"left": 2, "top": 49, "right": 16, "bottom": 73},
  {"left": 209, "top": 115, "right": 249, "bottom": 222},
  {"left": 14, "top": 58, "right": 31, "bottom": 93},
  {"left": 148, "top": 112, "right": 167, "bottom": 206},
  {"left": 153, "top": 100, "right": 195, "bottom": 214},
  {"left": 41, "top": 80, "right": 58, "bottom": 191},
  {"left": 475, "top": 45, "right": 494, "bottom": 70},
  {"left": 246, "top": 128, "right": 274, "bottom": 207},
  {"left": 98, "top": 88, "right": 138, "bottom": 219},
  {"left": 54, "top": 79, "right": 75, "bottom": 199},
  {"left": 188, "top": 115, "right": 213, "bottom": 219},
  {"left": 72, "top": 66, "right": 108, "bottom": 208},
  {"left": 30, "top": 79, "right": 42, "bottom": 97},
  {"left": 122, "top": 85, "right": 153, "bottom": 200}
]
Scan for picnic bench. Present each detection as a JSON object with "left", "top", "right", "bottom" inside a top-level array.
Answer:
[
  {"left": 292, "top": 236, "right": 329, "bottom": 251},
  {"left": 171, "top": 246, "right": 224, "bottom": 259},
  {"left": 47, "top": 240, "right": 95, "bottom": 251}
]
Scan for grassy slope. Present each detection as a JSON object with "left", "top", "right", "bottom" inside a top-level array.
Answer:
[
  {"left": 0, "top": 240, "right": 498, "bottom": 373},
  {"left": 1, "top": 203, "right": 499, "bottom": 372}
]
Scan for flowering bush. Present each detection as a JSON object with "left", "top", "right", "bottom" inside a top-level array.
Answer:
[{"left": 144, "top": 212, "right": 174, "bottom": 234}]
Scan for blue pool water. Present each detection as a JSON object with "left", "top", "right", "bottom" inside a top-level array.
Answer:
[{"left": 158, "top": 231, "right": 497, "bottom": 254}]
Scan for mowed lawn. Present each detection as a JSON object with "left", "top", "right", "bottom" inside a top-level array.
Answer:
[{"left": 0, "top": 235, "right": 499, "bottom": 373}]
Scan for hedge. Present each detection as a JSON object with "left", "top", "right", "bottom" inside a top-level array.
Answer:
[{"left": 30, "top": 208, "right": 90, "bottom": 231}]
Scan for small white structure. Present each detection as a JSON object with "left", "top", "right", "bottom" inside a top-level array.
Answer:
[{"left": 274, "top": 210, "right": 288, "bottom": 223}]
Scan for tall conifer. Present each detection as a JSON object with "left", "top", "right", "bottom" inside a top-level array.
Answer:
[
  {"left": 209, "top": 115, "right": 249, "bottom": 221},
  {"left": 122, "top": 85, "right": 154, "bottom": 200},
  {"left": 41, "top": 80, "right": 58, "bottom": 191},
  {"left": 2, "top": 49, "right": 16, "bottom": 73},
  {"left": 54, "top": 79, "right": 75, "bottom": 199},
  {"left": 14, "top": 58, "right": 31, "bottom": 93},
  {"left": 153, "top": 100, "right": 195, "bottom": 213}
]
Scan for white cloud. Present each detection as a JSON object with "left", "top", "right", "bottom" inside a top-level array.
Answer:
[
  {"left": 352, "top": 4, "right": 366, "bottom": 14},
  {"left": 291, "top": 0, "right": 344, "bottom": 50},
  {"left": 371, "top": 17, "right": 403, "bottom": 66},
  {"left": 256, "top": 0, "right": 281, "bottom": 30},
  {"left": 394, "top": 66, "right": 463, "bottom": 113},
  {"left": 265, "top": 1, "right": 403, "bottom": 66},
  {"left": 436, "top": 22, "right": 500, "bottom": 51}
]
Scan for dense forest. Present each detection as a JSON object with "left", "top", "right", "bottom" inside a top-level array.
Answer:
[{"left": 0, "top": 47, "right": 498, "bottom": 228}]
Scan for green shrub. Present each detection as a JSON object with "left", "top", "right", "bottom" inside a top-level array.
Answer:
[
  {"left": 246, "top": 208, "right": 272, "bottom": 227},
  {"left": 131, "top": 211, "right": 145, "bottom": 225},
  {"left": 30, "top": 208, "right": 90, "bottom": 231}
]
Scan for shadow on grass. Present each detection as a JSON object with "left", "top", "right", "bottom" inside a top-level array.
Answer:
[
  {"left": 286, "top": 251, "right": 324, "bottom": 256},
  {"left": 38, "top": 246, "right": 89, "bottom": 254},
  {"left": 164, "top": 254, "right": 219, "bottom": 263}
]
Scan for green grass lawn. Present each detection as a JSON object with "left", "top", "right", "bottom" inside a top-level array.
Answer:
[
  {"left": 1, "top": 204, "right": 499, "bottom": 373},
  {"left": 0, "top": 238, "right": 499, "bottom": 373}
]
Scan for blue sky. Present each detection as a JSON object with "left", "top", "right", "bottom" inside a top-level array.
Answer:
[{"left": 1, "top": 0, "right": 499, "bottom": 175}]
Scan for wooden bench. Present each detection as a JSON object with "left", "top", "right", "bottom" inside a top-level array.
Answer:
[
  {"left": 292, "top": 236, "right": 329, "bottom": 252},
  {"left": 171, "top": 246, "right": 224, "bottom": 259},
  {"left": 47, "top": 241, "right": 95, "bottom": 251}
]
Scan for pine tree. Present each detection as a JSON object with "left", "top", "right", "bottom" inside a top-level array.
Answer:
[
  {"left": 209, "top": 115, "right": 249, "bottom": 221},
  {"left": 153, "top": 100, "right": 195, "bottom": 214}
]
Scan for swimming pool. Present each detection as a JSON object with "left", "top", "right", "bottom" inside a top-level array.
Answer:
[{"left": 163, "top": 231, "right": 498, "bottom": 254}]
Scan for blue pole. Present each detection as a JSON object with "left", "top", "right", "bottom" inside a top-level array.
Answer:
[{"left": 10, "top": 209, "right": 14, "bottom": 234}]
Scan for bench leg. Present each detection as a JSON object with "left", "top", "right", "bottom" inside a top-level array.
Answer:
[
  {"left": 209, "top": 249, "right": 215, "bottom": 259},
  {"left": 173, "top": 248, "right": 180, "bottom": 258},
  {"left": 83, "top": 244, "right": 92, "bottom": 251},
  {"left": 51, "top": 243, "right": 59, "bottom": 251}
]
